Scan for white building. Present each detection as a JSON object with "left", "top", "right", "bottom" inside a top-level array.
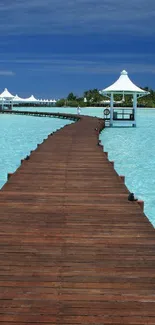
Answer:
[
  {"left": 24, "top": 95, "right": 38, "bottom": 103},
  {"left": 0, "top": 88, "right": 15, "bottom": 110},
  {"left": 100, "top": 70, "right": 149, "bottom": 127},
  {"left": 0, "top": 89, "right": 57, "bottom": 109}
]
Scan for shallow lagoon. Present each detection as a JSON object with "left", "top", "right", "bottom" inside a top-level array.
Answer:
[
  {"left": 1, "top": 106, "right": 155, "bottom": 226},
  {"left": 0, "top": 114, "right": 73, "bottom": 188},
  {"left": 100, "top": 108, "right": 155, "bottom": 227}
]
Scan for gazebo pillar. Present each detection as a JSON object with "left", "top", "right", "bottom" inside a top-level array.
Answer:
[
  {"left": 100, "top": 70, "right": 149, "bottom": 127},
  {"left": 110, "top": 93, "right": 114, "bottom": 126},
  {"left": 133, "top": 93, "right": 137, "bottom": 127},
  {"left": 2, "top": 98, "right": 4, "bottom": 110},
  {"left": 11, "top": 99, "right": 13, "bottom": 110}
]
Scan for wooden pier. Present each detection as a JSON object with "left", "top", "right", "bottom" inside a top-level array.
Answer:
[{"left": 0, "top": 112, "right": 155, "bottom": 324}]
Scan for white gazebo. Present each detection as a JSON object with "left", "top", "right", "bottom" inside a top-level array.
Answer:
[
  {"left": 24, "top": 95, "right": 38, "bottom": 103},
  {"left": 13, "top": 94, "right": 26, "bottom": 104},
  {"left": 0, "top": 88, "right": 15, "bottom": 110},
  {"left": 100, "top": 70, "right": 149, "bottom": 127},
  {"left": 50, "top": 99, "right": 57, "bottom": 105}
]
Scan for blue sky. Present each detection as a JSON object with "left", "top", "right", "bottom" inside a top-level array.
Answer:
[{"left": 0, "top": 0, "right": 155, "bottom": 98}]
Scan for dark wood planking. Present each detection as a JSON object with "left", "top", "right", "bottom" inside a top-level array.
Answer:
[{"left": 0, "top": 111, "right": 155, "bottom": 324}]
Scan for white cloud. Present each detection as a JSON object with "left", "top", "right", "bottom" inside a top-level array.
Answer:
[
  {"left": 0, "top": 0, "right": 155, "bottom": 35},
  {"left": 29, "top": 63, "right": 155, "bottom": 75},
  {"left": 6, "top": 55, "right": 154, "bottom": 76},
  {"left": 0, "top": 51, "right": 153, "bottom": 63},
  {"left": 0, "top": 52, "right": 154, "bottom": 81},
  {"left": 0, "top": 52, "right": 154, "bottom": 76},
  {"left": 0, "top": 70, "right": 14, "bottom": 76}
]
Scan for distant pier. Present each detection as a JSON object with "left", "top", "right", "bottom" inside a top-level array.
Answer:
[{"left": 0, "top": 111, "right": 155, "bottom": 324}]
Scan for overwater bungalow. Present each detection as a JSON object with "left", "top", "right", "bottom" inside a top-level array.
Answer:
[
  {"left": 100, "top": 70, "right": 149, "bottom": 127},
  {"left": 0, "top": 89, "right": 57, "bottom": 109}
]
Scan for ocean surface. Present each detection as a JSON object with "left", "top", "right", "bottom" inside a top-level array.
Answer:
[
  {"left": 1, "top": 106, "right": 155, "bottom": 226},
  {"left": 0, "top": 113, "right": 73, "bottom": 189},
  {"left": 100, "top": 108, "right": 155, "bottom": 227}
]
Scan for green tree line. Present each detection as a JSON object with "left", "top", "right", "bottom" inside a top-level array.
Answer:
[{"left": 56, "top": 87, "right": 155, "bottom": 108}]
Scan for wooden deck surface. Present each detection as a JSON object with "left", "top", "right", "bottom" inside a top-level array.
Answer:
[{"left": 0, "top": 113, "right": 155, "bottom": 324}]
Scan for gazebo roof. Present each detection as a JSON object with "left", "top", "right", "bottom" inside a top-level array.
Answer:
[
  {"left": 101, "top": 70, "right": 149, "bottom": 95},
  {"left": 0, "top": 88, "right": 14, "bottom": 98},
  {"left": 13, "top": 94, "right": 25, "bottom": 102},
  {"left": 25, "top": 95, "right": 38, "bottom": 102},
  {"left": 50, "top": 99, "right": 57, "bottom": 103}
]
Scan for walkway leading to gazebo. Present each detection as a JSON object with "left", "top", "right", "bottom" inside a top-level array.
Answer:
[{"left": 0, "top": 112, "right": 155, "bottom": 324}]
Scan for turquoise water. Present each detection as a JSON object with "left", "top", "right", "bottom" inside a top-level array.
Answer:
[
  {"left": 0, "top": 114, "right": 73, "bottom": 188},
  {"left": 18, "top": 106, "right": 155, "bottom": 227},
  {"left": 13, "top": 106, "right": 104, "bottom": 117},
  {"left": 100, "top": 109, "right": 155, "bottom": 227},
  {"left": 2, "top": 106, "right": 155, "bottom": 227}
]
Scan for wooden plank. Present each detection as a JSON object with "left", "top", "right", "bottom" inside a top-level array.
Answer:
[{"left": 0, "top": 112, "right": 155, "bottom": 324}]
